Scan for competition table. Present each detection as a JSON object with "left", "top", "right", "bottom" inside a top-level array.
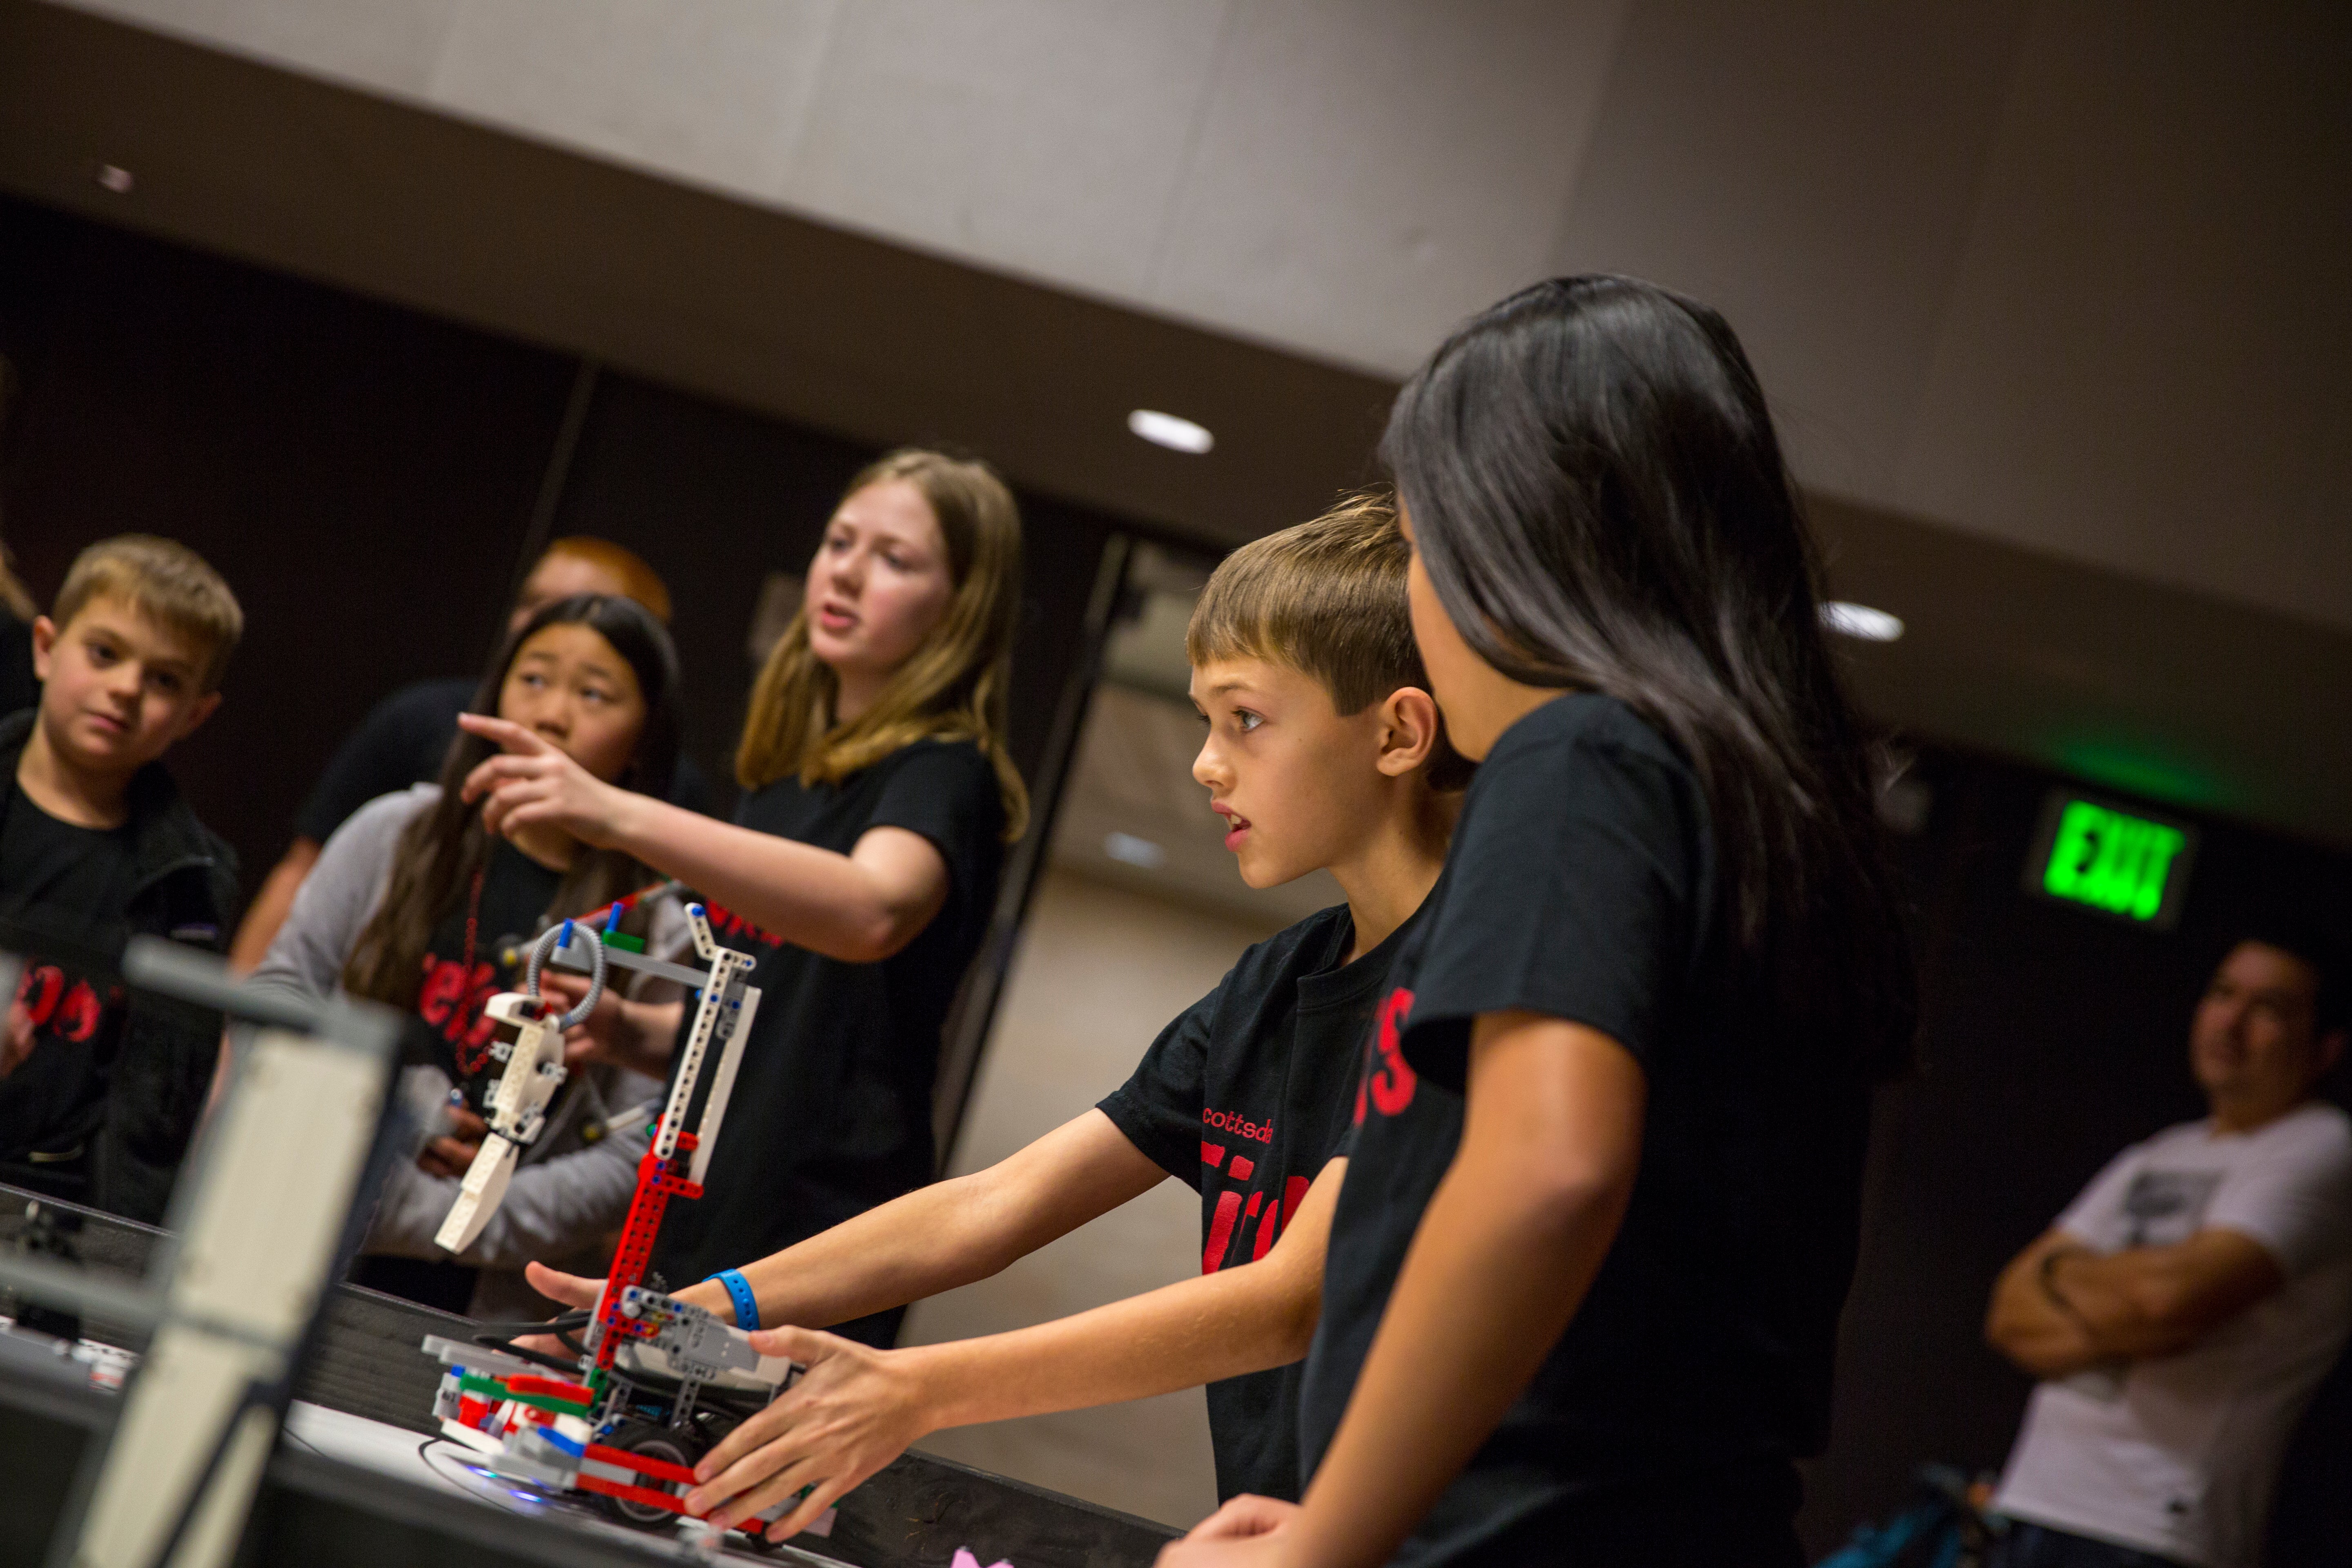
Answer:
[{"left": 0, "top": 1188, "right": 1179, "bottom": 1568}]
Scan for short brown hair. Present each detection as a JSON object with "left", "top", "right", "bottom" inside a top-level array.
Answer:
[
  {"left": 1189, "top": 490, "right": 1468, "bottom": 787},
  {"left": 53, "top": 535, "right": 243, "bottom": 691},
  {"left": 540, "top": 536, "right": 673, "bottom": 623}
]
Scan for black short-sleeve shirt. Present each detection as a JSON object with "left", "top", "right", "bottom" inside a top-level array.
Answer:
[
  {"left": 649, "top": 738, "right": 1006, "bottom": 1308},
  {"left": 1298, "top": 694, "right": 1870, "bottom": 1566},
  {"left": 1099, "top": 901, "right": 1422, "bottom": 1504},
  {"left": 296, "top": 677, "right": 713, "bottom": 844}
]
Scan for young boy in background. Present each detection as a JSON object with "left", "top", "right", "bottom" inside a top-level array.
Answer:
[
  {"left": 526, "top": 493, "right": 1466, "bottom": 1543},
  {"left": 0, "top": 536, "right": 241, "bottom": 1222}
]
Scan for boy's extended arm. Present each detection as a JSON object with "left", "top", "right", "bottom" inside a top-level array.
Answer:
[
  {"left": 686, "top": 1157, "right": 1350, "bottom": 1541},
  {"left": 531, "top": 1108, "right": 1167, "bottom": 1333}
]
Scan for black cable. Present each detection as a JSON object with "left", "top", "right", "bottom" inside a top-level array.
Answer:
[
  {"left": 468, "top": 1310, "right": 593, "bottom": 1334},
  {"left": 469, "top": 1332, "right": 587, "bottom": 1374}
]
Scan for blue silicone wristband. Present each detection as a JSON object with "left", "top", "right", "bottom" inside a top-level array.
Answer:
[{"left": 708, "top": 1268, "right": 758, "bottom": 1332}]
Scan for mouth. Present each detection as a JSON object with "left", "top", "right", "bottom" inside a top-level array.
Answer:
[
  {"left": 1213, "top": 804, "right": 1251, "bottom": 853},
  {"left": 81, "top": 710, "right": 132, "bottom": 738},
  {"left": 815, "top": 600, "right": 859, "bottom": 635}
]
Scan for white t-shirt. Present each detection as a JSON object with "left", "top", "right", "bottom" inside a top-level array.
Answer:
[{"left": 1994, "top": 1101, "right": 2352, "bottom": 1568}]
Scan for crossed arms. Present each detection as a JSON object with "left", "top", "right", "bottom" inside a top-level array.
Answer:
[{"left": 1984, "top": 1225, "right": 2284, "bottom": 1379}]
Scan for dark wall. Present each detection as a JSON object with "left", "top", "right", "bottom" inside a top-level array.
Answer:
[
  {"left": 1800, "top": 746, "right": 2352, "bottom": 1558},
  {"left": 0, "top": 198, "right": 570, "bottom": 874},
  {"left": 0, "top": 196, "right": 1111, "bottom": 890}
]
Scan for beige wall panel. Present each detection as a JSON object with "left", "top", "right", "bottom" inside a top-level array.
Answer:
[
  {"left": 424, "top": 0, "right": 840, "bottom": 198},
  {"left": 1896, "top": 0, "right": 2352, "bottom": 629},
  {"left": 902, "top": 868, "right": 1284, "bottom": 1528},
  {"left": 784, "top": 0, "right": 1232, "bottom": 298},
  {"left": 66, "top": 0, "right": 458, "bottom": 90},
  {"left": 1549, "top": 0, "right": 2032, "bottom": 498},
  {"left": 1149, "top": 0, "right": 1626, "bottom": 374}
]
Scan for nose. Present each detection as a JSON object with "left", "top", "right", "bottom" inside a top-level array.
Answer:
[
  {"left": 528, "top": 692, "right": 573, "bottom": 742},
  {"left": 1192, "top": 733, "right": 1226, "bottom": 792},
  {"left": 832, "top": 547, "right": 866, "bottom": 595}
]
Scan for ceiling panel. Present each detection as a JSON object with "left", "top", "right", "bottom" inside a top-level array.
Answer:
[
  {"left": 1152, "top": 0, "right": 1625, "bottom": 373},
  {"left": 1549, "top": 0, "right": 2034, "bottom": 500},
  {"left": 66, "top": 0, "right": 457, "bottom": 90},
  {"left": 784, "top": 0, "right": 1229, "bottom": 301},
  {"left": 1893, "top": 0, "right": 2352, "bottom": 631},
  {"left": 424, "top": 0, "right": 838, "bottom": 198}
]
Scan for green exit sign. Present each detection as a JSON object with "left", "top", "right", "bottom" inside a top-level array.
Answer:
[{"left": 2027, "top": 793, "right": 2196, "bottom": 929}]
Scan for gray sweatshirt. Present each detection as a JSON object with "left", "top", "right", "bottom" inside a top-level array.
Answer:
[{"left": 249, "top": 785, "right": 681, "bottom": 1320}]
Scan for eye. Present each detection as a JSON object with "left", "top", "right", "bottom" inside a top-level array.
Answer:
[
  {"left": 148, "top": 670, "right": 183, "bottom": 695},
  {"left": 580, "top": 685, "right": 612, "bottom": 706},
  {"left": 1235, "top": 710, "right": 1263, "bottom": 733}
]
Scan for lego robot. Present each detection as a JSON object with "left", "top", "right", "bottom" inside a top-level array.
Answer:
[{"left": 422, "top": 902, "right": 800, "bottom": 1539}]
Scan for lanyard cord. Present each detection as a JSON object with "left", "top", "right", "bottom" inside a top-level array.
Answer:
[{"left": 452, "top": 865, "right": 492, "bottom": 1080}]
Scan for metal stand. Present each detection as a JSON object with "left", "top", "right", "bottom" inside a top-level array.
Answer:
[{"left": 0, "top": 932, "right": 401, "bottom": 1568}]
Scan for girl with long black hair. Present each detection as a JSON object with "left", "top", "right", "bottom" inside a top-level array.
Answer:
[
  {"left": 1165, "top": 276, "right": 1915, "bottom": 1568},
  {"left": 250, "top": 592, "right": 688, "bottom": 1318}
]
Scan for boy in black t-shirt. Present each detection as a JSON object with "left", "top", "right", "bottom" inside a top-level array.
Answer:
[
  {"left": 525, "top": 493, "right": 1465, "bottom": 1544},
  {"left": 1, "top": 537, "right": 242, "bottom": 1222}
]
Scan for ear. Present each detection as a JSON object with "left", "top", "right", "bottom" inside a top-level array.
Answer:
[
  {"left": 29, "top": 616, "right": 56, "bottom": 682},
  {"left": 1374, "top": 686, "right": 1440, "bottom": 778},
  {"left": 2319, "top": 1026, "right": 2348, "bottom": 1080},
  {"left": 171, "top": 689, "right": 224, "bottom": 743}
]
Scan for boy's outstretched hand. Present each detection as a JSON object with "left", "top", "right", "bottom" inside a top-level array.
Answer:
[
  {"left": 1157, "top": 1495, "right": 1301, "bottom": 1567},
  {"left": 685, "top": 1326, "right": 933, "bottom": 1543},
  {"left": 457, "top": 714, "right": 632, "bottom": 849}
]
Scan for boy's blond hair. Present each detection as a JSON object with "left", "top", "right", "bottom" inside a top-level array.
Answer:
[
  {"left": 53, "top": 535, "right": 243, "bottom": 692},
  {"left": 1189, "top": 490, "right": 1469, "bottom": 788}
]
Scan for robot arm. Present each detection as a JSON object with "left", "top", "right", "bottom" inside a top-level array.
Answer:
[{"left": 434, "top": 924, "right": 606, "bottom": 1255}]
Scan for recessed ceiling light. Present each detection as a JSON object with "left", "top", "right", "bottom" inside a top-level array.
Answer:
[
  {"left": 1102, "top": 831, "right": 1168, "bottom": 869},
  {"left": 1128, "top": 409, "right": 1214, "bottom": 454},
  {"left": 95, "top": 164, "right": 135, "bottom": 194},
  {"left": 1820, "top": 601, "right": 1903, "bottom": 642}
]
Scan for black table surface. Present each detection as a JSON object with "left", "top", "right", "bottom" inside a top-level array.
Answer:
[{"left": 0, "top": 1184, "right": 1179, "bottom": 1568}]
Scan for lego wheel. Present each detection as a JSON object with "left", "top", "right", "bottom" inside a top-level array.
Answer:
[{"left": 595, "top": 1420, "right": 708, "bottom": 1531}]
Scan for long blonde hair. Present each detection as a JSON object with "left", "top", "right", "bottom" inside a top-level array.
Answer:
[{"left": 736, "top": 450, "right": 1029, "bottom": 841}]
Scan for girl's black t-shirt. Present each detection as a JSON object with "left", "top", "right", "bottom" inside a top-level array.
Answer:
[
  {"left": 1297, "top": 694, "right": 1870, "bottom": 1567},
  {"left": 1097, "top": 901, "right": 1422, "bottom": 1504},
  {"left": 649, "top": 738, "right": 1006, "bottom": 1312}
]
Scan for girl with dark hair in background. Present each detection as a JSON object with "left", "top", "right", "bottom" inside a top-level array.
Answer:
[
  {"left": 249, "top": 592, "right": 690, "bottom": 1318},
  {"left": 1165, "top": 277, "right": 1917, "bottom": 1568},
  {"left": 463, "top": 448, "right": 1027, "bottom": 1348}
]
